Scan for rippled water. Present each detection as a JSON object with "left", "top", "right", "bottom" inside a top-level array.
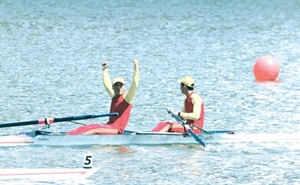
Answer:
[{"left": 0, "top": 0, "right": 299, "bottom": 184}]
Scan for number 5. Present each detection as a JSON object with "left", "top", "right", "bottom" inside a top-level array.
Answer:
[{"left": 83, "top": 153, "right": 93, "bottom": 169}]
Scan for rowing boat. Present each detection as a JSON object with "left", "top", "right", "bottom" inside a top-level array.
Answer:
[
  {"left": 0, "top": 129, "right": 298, "bottom": 147},
  {"left": 0, "top": 113, "right": 299, "bottom": 147},
  {"left": 0, "top": 168, "right": 97, "bottom": 180}
]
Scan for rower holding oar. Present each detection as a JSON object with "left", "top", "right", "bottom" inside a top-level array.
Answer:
[
  {"left": 66, "top": 60, "right": 139, "bottom": 135},
  {"left": 152, "top": 76, "right": 205, "bottom": 134}
]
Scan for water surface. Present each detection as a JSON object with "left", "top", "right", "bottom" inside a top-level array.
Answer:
[{"left": 0, "top": 0, "right": 299, "bottom": 184}]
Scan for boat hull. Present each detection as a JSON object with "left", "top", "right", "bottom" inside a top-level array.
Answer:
[
  {"left": 0, "top": 132, "right": 199, "bottom": 146},
  {"left": 0, "top": 168, "right": 98, "bottom": 179},
  {"left": 0, "top": 131, "right": 299, "bottom": 147}
]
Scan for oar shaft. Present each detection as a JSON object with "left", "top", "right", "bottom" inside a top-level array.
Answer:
[
  {"left": 0, "top": 113, "right": 119, "bottom": 128},
  {"left": 189, "top": 123, "right": 211, "bottom": 134},
  {"left": 0, "top": 120, "right": 40, "bottom": 128},
  {"left": 53, "top": 113, "right": 118, "bottom": 122}
]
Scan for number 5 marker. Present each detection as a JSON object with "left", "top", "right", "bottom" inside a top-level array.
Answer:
[{"left": 83, "top": 153, "right": 93, "bottom": 169}]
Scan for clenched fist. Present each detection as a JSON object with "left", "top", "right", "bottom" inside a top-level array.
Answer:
[
  {"left": 102, "top": 62, "right": 109, "bottom": 70},
  {"left": 132, "top": 60, "right": 138, "bottom": 68}
]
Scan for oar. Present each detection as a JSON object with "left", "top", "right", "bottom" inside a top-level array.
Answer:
[
  {"left": 167, "top": 109, "right": 206, "bottom": 148},
  {"left": 190, "top": 124, "right": 211, "bottom": 134},
  {"left": 0, "top": 112, "right": 119, "bottom": 128},
  {"left": 189, "top": 124, "right": 235, "bottom": 134}
]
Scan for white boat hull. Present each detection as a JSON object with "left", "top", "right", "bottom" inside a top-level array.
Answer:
[
  {"left": 0, "top": 168, "right": 97, "bottom": 180},
  {"left": 0, "top": 131, "right": 299, "bottom": 147},
  {"left": 0, "top": 132, "right": 199, "bottom": 146}
]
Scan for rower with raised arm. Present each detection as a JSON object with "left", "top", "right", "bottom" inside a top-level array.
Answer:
[
  {"left": 66, "top": 60, "right": 139, "bottom": 135},
  {"left": 151, "top": 76, "right": 205, "bottom": 134}
]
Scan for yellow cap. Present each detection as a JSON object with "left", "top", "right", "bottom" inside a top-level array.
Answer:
[
  {"left": 112, "top": 77, "right": 125, "bottom": 85},
  {"left": 177, "top": 76, "right": 195, "bottom": 87}
]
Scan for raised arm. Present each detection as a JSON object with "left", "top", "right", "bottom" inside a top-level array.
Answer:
[
  {"left": 124, "top": 60, "right": 139, "bottom": 104},
  {"left": 102, "top": 62, "right": 114, "bottom": 98}
]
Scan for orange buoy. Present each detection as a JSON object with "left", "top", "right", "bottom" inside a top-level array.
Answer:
[{"left": 253, "top": 56, "right": 280, "bottom": 81}]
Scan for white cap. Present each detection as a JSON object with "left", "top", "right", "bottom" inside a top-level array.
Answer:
[
  {"left": 177, "top": 76, "right": 195, "bottom": 87},
  {"left": 112, "top": 77, "right": 125, "bottom": 85}
]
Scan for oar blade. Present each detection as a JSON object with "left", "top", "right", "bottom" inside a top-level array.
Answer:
[
  {"left": 187, "top": 129, "right": 206, "bottom": 147},
  {"left": 167, "top": 108, "right": 206, "bottom": 148}
]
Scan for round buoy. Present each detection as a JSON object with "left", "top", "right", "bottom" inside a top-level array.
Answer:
[{"left": 253, "top": 56, "right": 280, "bottom": 81}]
